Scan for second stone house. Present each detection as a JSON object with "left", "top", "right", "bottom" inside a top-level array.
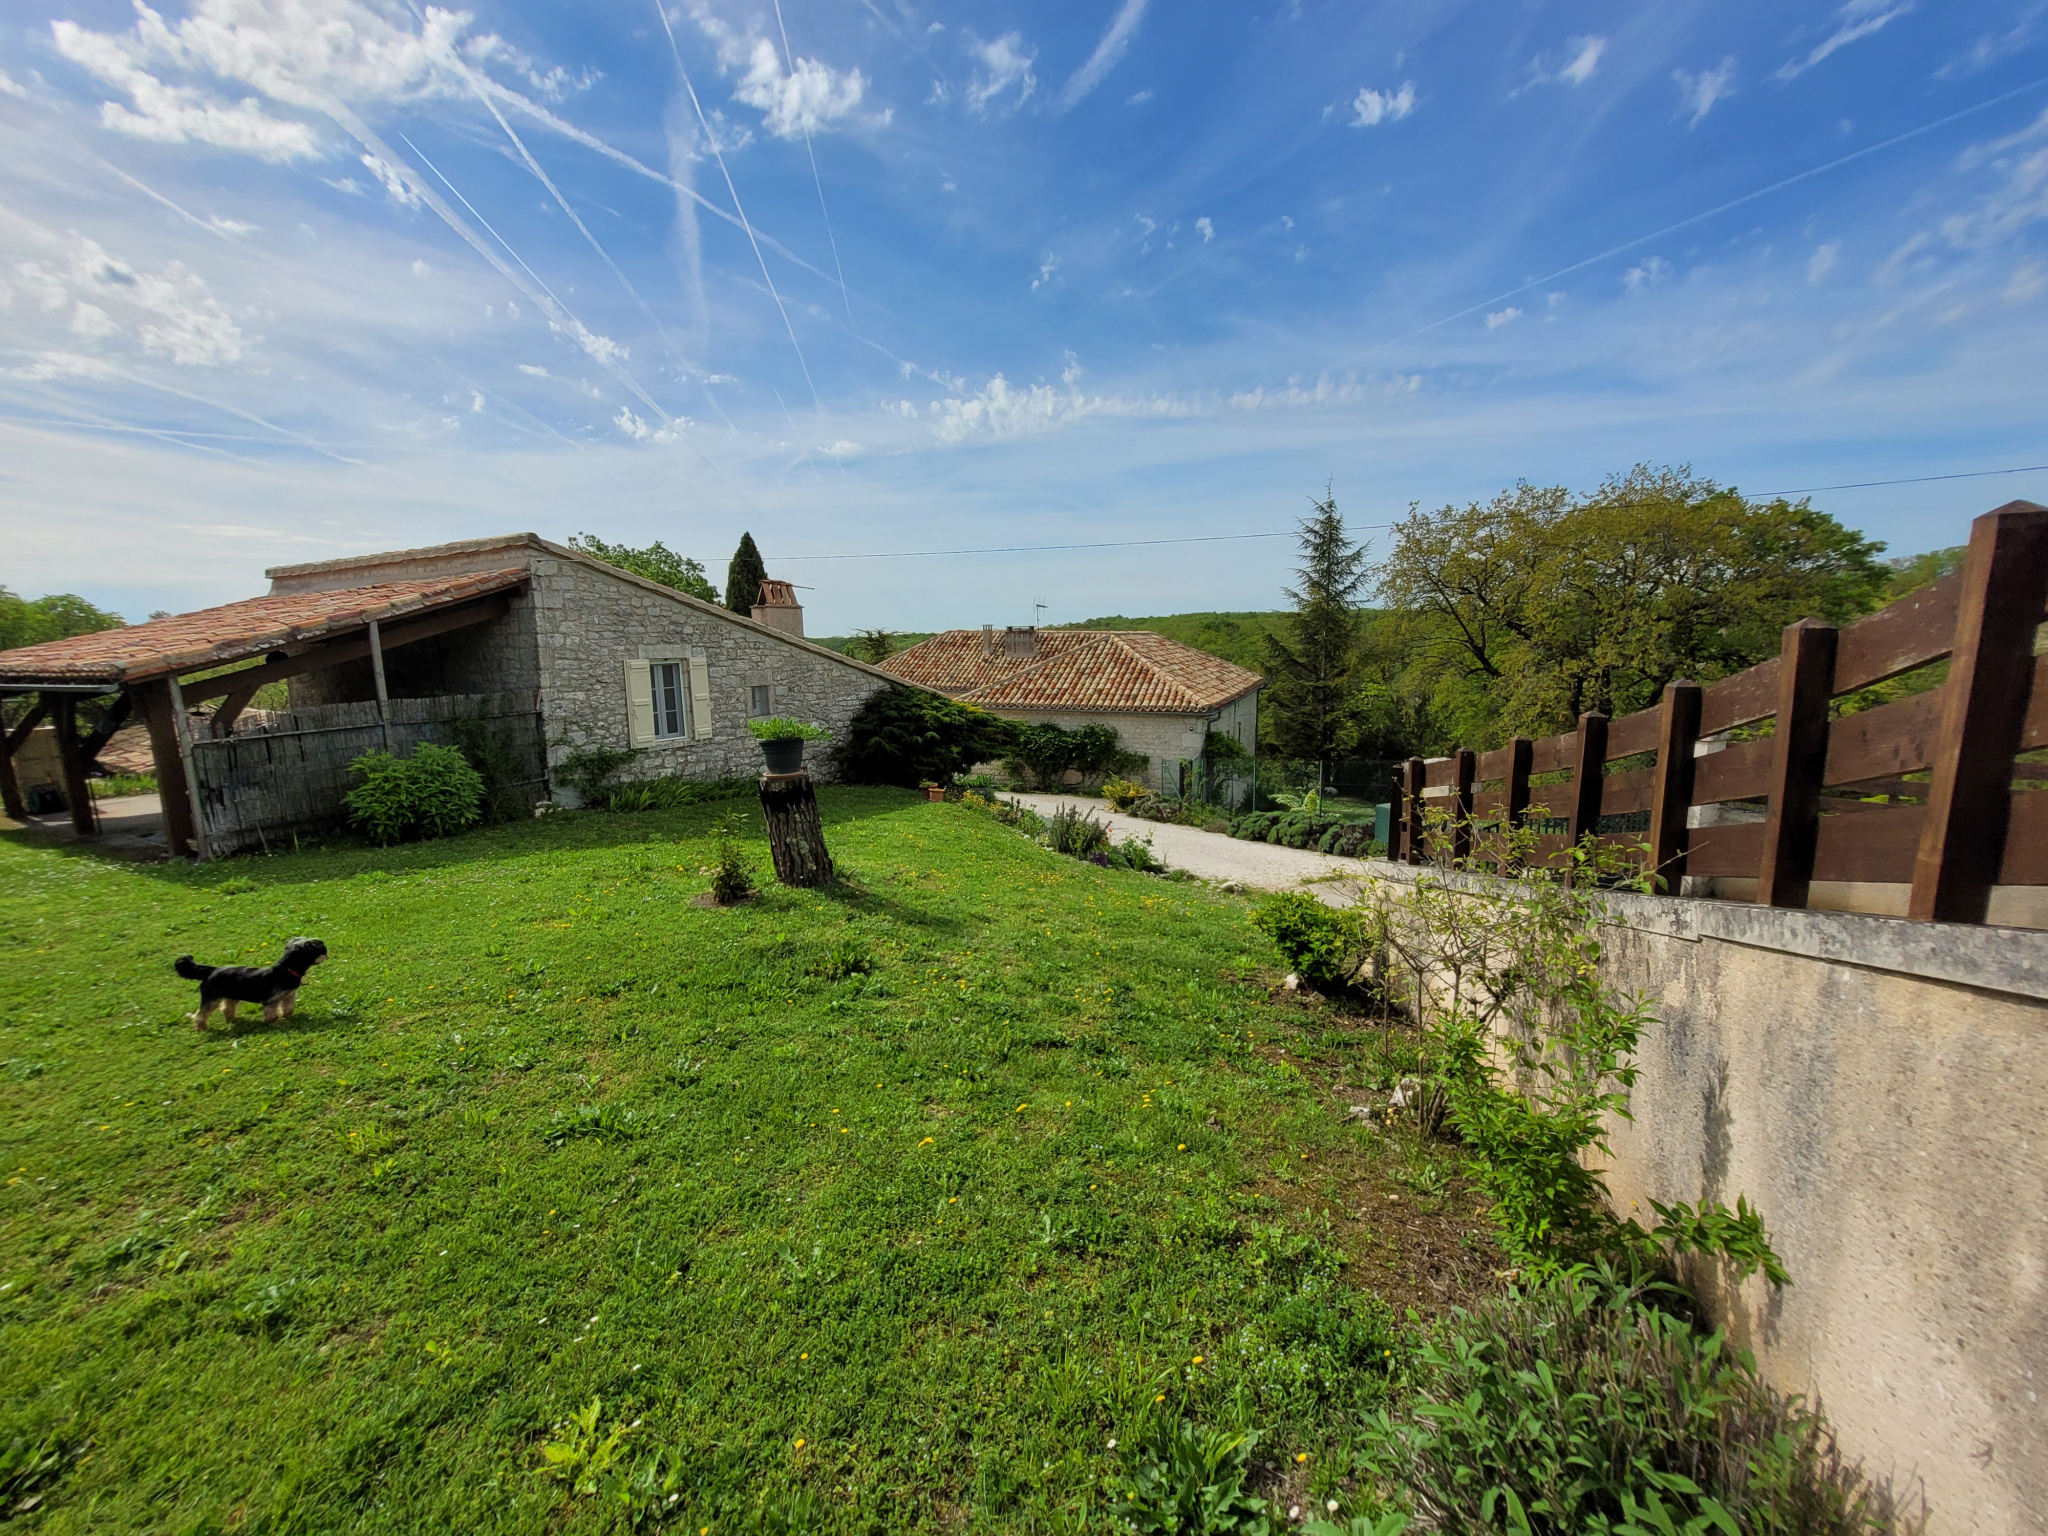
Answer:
[{"left": 879, "top": 625, "right": 1262, "bottom": 792}]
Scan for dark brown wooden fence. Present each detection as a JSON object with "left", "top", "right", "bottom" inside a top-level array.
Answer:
[{"left": 1388, "top": 500, "right": 2048, "bottom": 925}]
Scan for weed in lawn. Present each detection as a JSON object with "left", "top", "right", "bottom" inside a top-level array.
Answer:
[{"left": 1115, "top": 1420, "right": 1272, "bottom": 1535}]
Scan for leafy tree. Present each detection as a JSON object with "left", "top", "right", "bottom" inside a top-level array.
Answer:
[
  {"left": 0, "top": 587, "right": 125, "bottom": 653},
  {"left": 1262, "top": 488, "right": 1371, "bottom": 769},
  {"left": 834, "top": 685, "right": 1017, "bottom": 786},
  {"left": 1002, "top": 721, "right": 1132, "bottom": 789},
  {"left": 565, "top": 534, "right": 718, "bottom": 604},
  {"left": 1380, "top": 465, "right": 1889, "bottom": 740},
  {"left": 725, "top": 532, "right": 767, "bottom": 615},
  {"left": 848, "top": 628, "right": 900, "bottom": 664},
  {"left": 1886, "top": 544, "right": 1964, "bottom": 598}
]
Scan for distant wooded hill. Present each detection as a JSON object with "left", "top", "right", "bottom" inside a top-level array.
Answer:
[{"left": 807, "top": 633, "right": 935, "bottom": 658}]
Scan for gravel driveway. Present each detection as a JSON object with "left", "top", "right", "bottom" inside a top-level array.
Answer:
[{"left": 1005, "top": 792, "right": 1365, "bottom": 905}]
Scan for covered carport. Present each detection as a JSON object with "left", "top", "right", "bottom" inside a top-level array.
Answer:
[{"left": 0, "top": 568, "right": 525, "bottom": 858}]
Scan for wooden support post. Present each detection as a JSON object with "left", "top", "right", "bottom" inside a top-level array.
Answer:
[
  {"left": 1567, "top": 712, "right": 1609, "bottom": 853},
  {"left": 50, "top": 694, "right": 97, "bottom": 835},
  {"left": 78, "top": 693, "right": 132, "bottom": 761},
  {"left": 136, "top": 681, "right": 198, "bottom": 858},
  {"left": 367, "top": 618, "right": 391, "bottom": 751},
  {"left": 1648, "top": 681, "right": 1703, "bottom": 892},
  {"left": 1503, "top": 736, "right": 1534, "bottom": 871},
  {"left": 1758, "top": 620, "right": 1839, "bottom": 909},
  {"left": 1392, "top": 770, "right": 1409, "bottom": 868},
  {"left": 758, "top": 770, "right": 835, "bottom": 887},
  {"left": 0, "top": 697, "right": 49, "bottom": 822},
  {"left": 1451, "top": 748, "right": 1476, "bottom": 863},
  {"left": 1910, "top": 502, "right": 2048, "bottom": 922},
  {"left": 1402, "top": 757, "right": 1426, "bottom": 865},
  {"left": 165, "top": 674, "right": 210, "bottom": 861}
]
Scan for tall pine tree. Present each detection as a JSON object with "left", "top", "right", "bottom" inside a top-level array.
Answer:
[
  {"left": 1262, "top": 488, "right": 1369, "bottom": 771},
  {"left": 725, "top": 532, "right": 767, "bottom": 615}
]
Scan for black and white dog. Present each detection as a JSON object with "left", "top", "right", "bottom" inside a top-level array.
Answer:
[{"left": 175, "top": 938, "right": 328, "bottom": 1030}]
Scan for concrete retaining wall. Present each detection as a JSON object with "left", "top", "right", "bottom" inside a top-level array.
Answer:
[{"left": 1351, "top": 861, "right": 2048, "bottom": 1533}]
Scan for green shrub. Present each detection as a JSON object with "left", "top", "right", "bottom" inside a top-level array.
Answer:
[
  {"left": 1003, "top": 720, "right": 1141, "bottom": 789},
  {"left": 1251, "top": 892, "right": 1355, "bottom": 992},
  {"left": 1046, "top": 804, "right": 1111, "bottom": 858},
  {"left": 605, "top": 775, "right": 754, "bottom": 813},
  {"left": 553, "top": 742, "right": 640, "bottom": 806},
  {"left": 1102, "top": 775, "right": 1149, "bottom": 810},
  {"left": 343, "top": 744, "right": 486, "bottom": 844},
  {"left": 1127, "top": 795, "right": 1210, "bottom": 827},
  {"left": 1106, "top": 833, "right": 1163, "bottom": 873},
  {"left": 836, "top": 685, "right": 1016, "bottom": 787},
  {"left": 1114, "top": 1421, "right": 1271, "bottom": 1536},
  {"left": 1365, "top": 1265, "right": 1919, "bottom": 1536},
  {"left": 708, "top": 810, "right": 757, "bottom": 904},
  {"left": 1231, "top": 812, "right": 1281, "bottom": 841},
  {"left": 445, "top": 709, "right": 534, "bottom": 824}
]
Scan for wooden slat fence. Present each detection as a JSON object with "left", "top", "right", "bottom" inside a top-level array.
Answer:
[
  {"left": 1389, "top": 500, "right": 2048, "bottom": 925},
  {"left": 187, "top": 694, "right": 544, "bottom": 857}
]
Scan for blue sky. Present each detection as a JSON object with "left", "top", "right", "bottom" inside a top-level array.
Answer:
[{"left": 2, "top": 0, "right": 2046, "bottom": 634}]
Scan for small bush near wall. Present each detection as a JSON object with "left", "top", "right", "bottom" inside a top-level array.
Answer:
[
  {"left": 604, "top": 775, "right": 755, "bottom": 813},
  {"left": 836, "top": 685, "right": 1017, "bottom": 787},
  {"left": 343, "top": 744, "right": 485, "bottom": 844}
]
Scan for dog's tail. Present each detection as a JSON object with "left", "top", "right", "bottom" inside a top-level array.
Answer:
[{"left": 174, "top": 955, "right": 214, "bottom": 981}]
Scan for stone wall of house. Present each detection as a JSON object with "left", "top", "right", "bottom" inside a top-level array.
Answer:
[
  {"left": 528, "top": 554, "right": 892, "bottom": 787},
  {"left": 985, "top": 708, "right": 1211, "bottom": 790}
]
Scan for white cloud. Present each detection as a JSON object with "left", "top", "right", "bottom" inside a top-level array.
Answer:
[
  {"left": 1196, "top": 216, "right": 1214, "bottom": 242},
  {"left": 819, "top": 439, "right": 862, "bottom": 457},
  {"left": 1523, "top": 36, "right": 1606, "bottom": 90},
  {"left": 14, "top": 350, "right": 120, "bottom": 381},
  {"left": 70, "top": 301, "right": 118, "bottom": 338},
  {"left": 554, "top": 320, "right": 627, "bottom": 367},
  {"left": 1053, "top": 0, "right": 1147, "bottom": 114},
  {"left": 410, "top": 258, "right": 431, "bottom": 278},
  {"left": 966, "top": 32, "right": 1037, "bottom": 113},
  {"left": 45, "top": 0, "right": 591, "bottom": 164},
  {"left": 929, "top": 374, "right": 1191, "bottom": 442},
  {"left": 2006, "top": 261, "right": 2046, "bottom": 302},
  {"left": 1777, "top": 2, "right": 1913, "bottom": 82},
  {"left": 208, "top": 216, "right": 257, "bottom": 236},
  {"left": 469, "top": 389, "right": 485, "bottom": 413},
  {"left": 1031, "top": 252, "right": 1060, "bottom": 290},
  {"left": 613, "top": 406, "right": 680, "bottom": 443},
  {"left": 692, "top": 11, "right": 867, "bottom": 139},
  {"left": 1226, "top": 373, "right": 1418, "bottom": 411},
  {"left": 1674, "top": 57, "right": 1736, "bottom": 126},
  {"left": 1126, "top": 89, "right": 1151, "bottom": 105},
  {"left": 1623, "top": 255, "right": 1671, "bottom": 292},
  {"left": 1349, "top": 82, "right": 1416, "bottom": 127},
  {"left": 1061, "top": 350, "right": 1083, "bottom": 386},
  {"left": 360, "top": 153, "right": 421, "bottom": 209},
  {"left": 1808, "top": 241, "right": 1840, "bottom": 283},
  {"left": 1486, "top": 307, "right": 1522, "bottom": 330},
  {"left": 0, "top": 67, "right": 27, "bottom": 98},
  {"left": 518, "top": 363, "right": 551, "bottom": 377}
]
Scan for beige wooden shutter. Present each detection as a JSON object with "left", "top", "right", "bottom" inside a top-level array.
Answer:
[
  {"left": 624, "top": 660, "right": 656, "bottom": 747},
  {"left": 687, "top": 650, "right": 714, "bottom": 740}
]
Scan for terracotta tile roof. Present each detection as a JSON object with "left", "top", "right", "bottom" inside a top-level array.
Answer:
[
  {"left": 881, "top": 629, "right": 1262, "bottom": 715},
  {"left": 0, "top": 569, "right": 527, "bottom": 687}
]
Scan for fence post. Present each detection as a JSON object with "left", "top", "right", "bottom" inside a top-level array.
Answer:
[
  {"left": 1649, "top": 681, "right": 1702, "bottom": 893},
  {"left": 165, "top": 673, "right": 211, "bottom": 861},
  {"left": 1567, "top": 712, "right": 1609, "bottom": 853},
  {"left": 1758, "top": 620, "right": 1839, "bottom": 908},
  {"left": 1451, "top": 748, "right": 1476, "bottom": 863},
  {"left": 1909, "top": 501, "right": 2048, "bottom": 922},
  {"left": 1386, "top": 767, "right": 1406, "bottom": 859},
  {"left": 1403, "top": 757, "right": 1426, "bottom": 865}
]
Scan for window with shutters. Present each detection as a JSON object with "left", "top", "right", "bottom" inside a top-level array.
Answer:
[{"left": 652, "top": 662, "right": 690, "bottom": 738}]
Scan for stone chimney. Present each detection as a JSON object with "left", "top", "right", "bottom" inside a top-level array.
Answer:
[
  {"left": 982, "top": 624, "right": 997, "bottom": 659},
  {"left": 1002, "top": 625, "right": 1038, "bottom": 661},
  {"left": 750, "top": 578, "right": 804, "bottom": 639}
]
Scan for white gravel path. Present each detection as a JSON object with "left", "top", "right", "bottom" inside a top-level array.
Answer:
[{"left": 1006, "top": 792, "right": 1366, "bottom": 904}]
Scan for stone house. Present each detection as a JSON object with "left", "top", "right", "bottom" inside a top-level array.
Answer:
[
  {"left": 266, "top": 533, "right": 897, "bottom": 795},
  {"left": 0, "top": 532, "right": 900, "bottom": 857},
  {"left": 879, "top": 626, "right": 1262, "bottom": 792}
]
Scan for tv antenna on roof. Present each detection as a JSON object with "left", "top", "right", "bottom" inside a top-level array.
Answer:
[{"left": 1033, "top": 601, "right": 1047, "bottom": 626}]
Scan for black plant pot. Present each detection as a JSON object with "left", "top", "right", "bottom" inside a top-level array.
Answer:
[{"left": 760, "top": 737, "right": 806, "bottom": 775}]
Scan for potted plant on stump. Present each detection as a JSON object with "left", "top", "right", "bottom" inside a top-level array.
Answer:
[
  {"left": 920, "top": 780, "right": 945, "bottom": 802},
  {"left": 747, "top": 717, "right": 831, "bottom": 774}
]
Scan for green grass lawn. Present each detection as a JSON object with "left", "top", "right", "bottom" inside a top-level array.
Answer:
[{"left": 0, "top": 789, "right": 1492, "bottom": 1534}]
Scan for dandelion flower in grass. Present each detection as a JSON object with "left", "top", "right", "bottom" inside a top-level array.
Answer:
[
  {"left": 794, "top": 1438, "right": 805, "bottom": 1451},
  {"left": 1192, "top": 1355, "right": 1204, "bottom": 1365},
  {"left": 1155, "top": 1392, "right": 1166, "bottom": 1403},
  {"left": 1295, "top": 1452, "right": 1310, "bottom": 1464},
  {"left": 919, "top": 1136, "right": 934, "bottom": 1146}
]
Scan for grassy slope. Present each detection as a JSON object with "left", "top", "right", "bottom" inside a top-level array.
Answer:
[{"left": 0, "top": 793, "right": 1492, "bottom": 1533}]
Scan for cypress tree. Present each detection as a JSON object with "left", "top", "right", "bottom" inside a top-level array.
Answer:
[
  {"left": 725, "top": 532, "right": 767, "bottom": 615},
  {"left": 1262, "top": 488, "right": 1369, "bottom": 772}
]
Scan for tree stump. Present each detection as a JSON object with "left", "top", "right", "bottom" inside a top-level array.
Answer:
[{"left": 758, "top": 770, "right": 835, "bottom": 887}]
